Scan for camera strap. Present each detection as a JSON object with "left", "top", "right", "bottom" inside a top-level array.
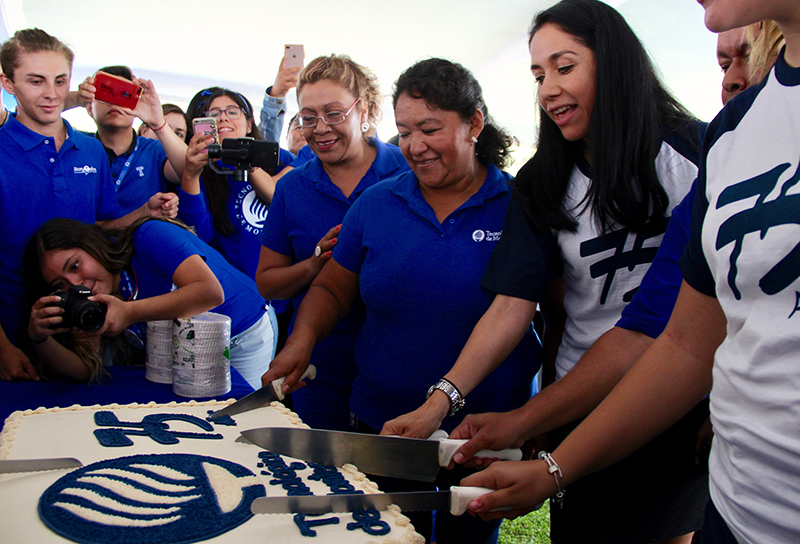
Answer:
[{"left": 114, "top": 139, "right": 140, "bottom": 192}]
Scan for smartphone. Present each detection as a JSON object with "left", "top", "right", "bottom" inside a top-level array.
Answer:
[
  {"left": 93, "top": 71, "right": 142, "bottom": 109},
  {"left": 192, "top": 117, "right": 218, "bottom": 143},
  {"left": 284, "top": 44, "right": 305, "bottom": 69}
]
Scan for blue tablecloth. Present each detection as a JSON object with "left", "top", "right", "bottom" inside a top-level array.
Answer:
[{"left": 0, "top": 366, "right": 255, "bottom": 425}]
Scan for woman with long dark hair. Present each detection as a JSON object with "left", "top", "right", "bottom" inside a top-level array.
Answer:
[
  {"left": 25, "top": 217, "right": 273, "bottom": 388},
  {"left": 386, "top": 1, "right": 707, "bottom": 543}
]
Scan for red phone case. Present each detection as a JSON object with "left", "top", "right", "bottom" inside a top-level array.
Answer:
[{"left": 94, "top": 71, "right": 142, "bottom": 109}]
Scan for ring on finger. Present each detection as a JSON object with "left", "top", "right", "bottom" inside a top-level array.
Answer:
[{"left": 315, "top": 246, "right": 322, "bottom": 257}]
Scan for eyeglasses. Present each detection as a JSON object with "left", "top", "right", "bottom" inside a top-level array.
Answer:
[
  {"left": 206, "top": 106, "right": 244, "bottom": 120},
  {"left": 297, "top": 98, "right": 361, "bottom": 129}
]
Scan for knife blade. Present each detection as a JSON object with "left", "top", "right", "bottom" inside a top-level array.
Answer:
[
  {"left": 0, "top": 458, "right": 83, "bottom": 474},
  {"left": 251, "top": 486, "right": 498, "bottom": 516},
  {"left": 208, "top": 365, "right": 317, "bottom": 420},
  {"left": 238, "top": 427, "right": 522, "bottom": 482}
]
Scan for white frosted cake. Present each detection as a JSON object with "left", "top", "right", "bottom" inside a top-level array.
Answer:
[{"left": 0, "top": 400, "right": 424, "bottom": 544}]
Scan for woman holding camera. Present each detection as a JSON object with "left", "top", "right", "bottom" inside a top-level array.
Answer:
[
  {"left": 25, "top": 217, "right": 273, "bottom": 388},
  {"left": 256, "top": 54, "right": 409, "bottom": 432}
]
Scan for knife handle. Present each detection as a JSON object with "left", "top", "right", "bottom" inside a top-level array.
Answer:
[
  {"left": 437, "top": 439, "right": 523, "bottom": 467},
  {"left": 450, "top": 486, "right": 515, "bottom": 516},
  {"left": 270, "top": 365, "right": 317, "bottom": 401}
]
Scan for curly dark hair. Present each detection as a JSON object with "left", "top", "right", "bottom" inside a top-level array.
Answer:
[{"left": 392, "top": 58, "right": 515, "bottom": 169}]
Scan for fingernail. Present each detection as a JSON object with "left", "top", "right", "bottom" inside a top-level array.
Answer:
[
  {"left": 331, "top": 238, "right": 338, "bottom": 243},
  {"left": 469, "top": 499, "right": 481, "bottom": 511},
  {"left": 336, "top": 225, "right": 341, "bottom": 231},
  {"left": 454, "top": 453, "right": 464, "bottom": 464}
]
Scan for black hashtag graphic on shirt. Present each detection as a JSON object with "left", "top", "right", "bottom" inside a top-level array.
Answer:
[
  {"left": 580, "top": 218, "right": 668, "bottom": 305},
  {"left": 716, "top": 160, "right": 800, "bottom": 300}
]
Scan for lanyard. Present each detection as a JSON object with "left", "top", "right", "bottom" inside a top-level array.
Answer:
[
  {"left": 119, "top": 267, "right": 138, "bottom": 301},
  {"left": 114, "top": 139, "right": 140, "bottom": 192}
]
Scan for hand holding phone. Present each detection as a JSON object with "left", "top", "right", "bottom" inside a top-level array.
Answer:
[
  {"left": 93, "top": 71, "right": 143, "bottom": 109},
  {"left": 192, "top": 117, "right": 218, "bottom": 144}
]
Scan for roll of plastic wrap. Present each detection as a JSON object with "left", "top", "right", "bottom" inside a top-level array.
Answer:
[
  {"left": 145, "top": 319, "right": 174, "bottom": 384},
  {"left": 172, "top": 312, "right": 232, "bottom": 397}
]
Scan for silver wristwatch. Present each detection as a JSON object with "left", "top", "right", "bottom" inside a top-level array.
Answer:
[{"left": 427, "top": 378, "right": 465, "bottom": 417}]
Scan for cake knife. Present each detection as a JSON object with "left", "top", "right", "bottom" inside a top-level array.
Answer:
[
  {"left": 250, "top": 486, "right": 522, "bottom": 516},
  {"left": 208, "top": 365, "right": 317, "bottom": 420},
  {"left": 238, "top": 427, "right": 521, "bottom": 482},
  {"left": 0, "top": 458, "right": 83, "bottom": 474}
]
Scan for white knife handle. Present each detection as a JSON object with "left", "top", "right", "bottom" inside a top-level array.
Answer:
[
  {"left": 437, "top": 438, "right": 523, "bottom": 467},
  {"left": 270, "top": 365, "right": 317, "bottom": 401},
  {"left": 450, "top": 486, "right": 515, "bottom": 516}
]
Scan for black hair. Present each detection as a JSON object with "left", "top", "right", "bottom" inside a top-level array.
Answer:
[
  {"left": 517, "top": 0, "right": 699, "bottom": 233},
  {"left": 185, "top": 87, "right": 262, "bottom": 236},
  {"left": 392, "top": 58, "right": 515, "bottom": 169},
  {"left": 98, "top": 65, "right": 134, "bottom": 81}
]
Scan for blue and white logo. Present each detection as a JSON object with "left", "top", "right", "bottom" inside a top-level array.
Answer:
[
  {"left": 39, "top": 453, "right": 266, "bottom": 544},
  {"left": 74, "top": 165, "right": 98, "bottom": 175}
]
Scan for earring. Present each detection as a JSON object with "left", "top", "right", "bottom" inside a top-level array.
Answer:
[
  {"left": 471, "top": 136, "right": 478, "bottom": 144},
  {"left": 361, "top": 122, "right": 370, "bottom": 133}
]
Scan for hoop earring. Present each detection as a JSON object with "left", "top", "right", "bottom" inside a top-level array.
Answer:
[{"left": 361, "top": 122, "right": 370, "bottom": 133}]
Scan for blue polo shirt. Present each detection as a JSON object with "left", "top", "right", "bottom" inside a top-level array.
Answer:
[
  {"left": 259, "top": 138, "right": 409, "bottom": 429},
  {"left": 334, "top": 165, "right": 541, "bottom": 431},
  {"left": 131, "top": 220, "right": 265, "bottom": 336},
  {"left": 0, "top": 114, "right": 120, "bottom": 343},
  {"left": 91, "top": 131, "right": 170, "bottom": 215},
  {"left": 177, "top": 148, "right": 296, "bottom": 280}
]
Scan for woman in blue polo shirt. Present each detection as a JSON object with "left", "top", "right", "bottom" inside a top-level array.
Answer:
[
  {"left": 25, "top": 217, "right": 272, "bottom": 389},
  {"left": 257, "top": 54, "right": 409, "bottom": 432},
  {"left": 262, "top": 58, "right": 541, "bottom": 544}
]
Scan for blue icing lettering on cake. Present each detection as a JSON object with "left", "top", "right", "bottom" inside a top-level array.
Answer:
[
  {"left": 39, "top": 453, "right": 265, "bottom": 544},
  {"left": 93, "top": 412, "right": 223, "bottom": 447}
]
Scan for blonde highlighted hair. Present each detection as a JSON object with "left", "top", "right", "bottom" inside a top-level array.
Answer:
[
  {"left": 298, "top": 54, "right": 382, "bottom": 132},
  {"left": 747, "top": 21, "right": 785, "bottom": 84}
]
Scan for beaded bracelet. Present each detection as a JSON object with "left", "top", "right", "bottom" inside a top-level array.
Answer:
[{"left": 538, "top": 451, "right": 565, "bottom": 508}]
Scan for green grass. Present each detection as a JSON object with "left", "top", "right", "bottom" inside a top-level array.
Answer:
[{"left": 498, "top": 501, "right": 551, "bottom": 544}]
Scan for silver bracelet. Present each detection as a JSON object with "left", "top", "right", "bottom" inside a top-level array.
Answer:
[
  {"left": 538, "top": 451, "right": 565, "bottom": 508},
  {"left": 426, "top": 378, "right": 465, "bottom": 416}
]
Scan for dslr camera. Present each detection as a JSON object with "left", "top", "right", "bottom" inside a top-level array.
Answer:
[
  {"left": 48, "top": 284, "right": 107, "bottom": 333},
  {"left": 207, "top": 138, "right": 280, "bottom": 182}
]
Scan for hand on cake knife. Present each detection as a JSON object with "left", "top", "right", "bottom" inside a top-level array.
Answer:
[{"left": 208, "top": 365, "right": 317, "bottom": 420}]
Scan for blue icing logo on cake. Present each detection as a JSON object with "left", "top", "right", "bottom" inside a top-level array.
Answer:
[{"left": 38, "top": 453, "right": 266, "bottom": 544}]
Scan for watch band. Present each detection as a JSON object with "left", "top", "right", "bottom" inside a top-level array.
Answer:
[{"left": 427, "top": 378, "right": 465, "bottom": 417}]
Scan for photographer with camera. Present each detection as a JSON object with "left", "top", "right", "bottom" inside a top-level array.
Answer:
[{"left": 24, "top": 217, "right": 275, "bottom": 387}]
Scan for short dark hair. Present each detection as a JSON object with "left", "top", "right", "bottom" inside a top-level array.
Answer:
[
  {"left": 517, "top": 0, "right": 699, "bottom": 233},
  {"left": 0, "top": 28, "right": 74, "bottom": 81},
  {"left": 98, "top": 65, "right": 133, "bottom": 81},
  {"left": 392, "top": 58, "right": 515, "bottom": 169}
]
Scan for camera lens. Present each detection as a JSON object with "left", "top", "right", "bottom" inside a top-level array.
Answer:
[
  {"left": 123, "top": 92, "right": 131, "bottom": 98},
  {"left": 77, "top": 305, "right": 106, "bottom": 333}
]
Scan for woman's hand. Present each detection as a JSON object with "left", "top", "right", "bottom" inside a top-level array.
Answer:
[
  {"left": 183, "top": 133, "right": 215, "bottom": 180},
  {"left": 260, "top": 340, "right": 314, "bottom": 394},
  {"left": 28, "top": 295, "right": 70, "bottom": 342},
  {"left": 460, "top": 460, "right": 556, "bottom": 521},
  {"left": 90, "top": 294, "right": 133, "bottom": 337},
  {"left": 448, "top": 410, "right": 530, "bottom": 468},
  {"left": 126, "top": 77, "right": 163, "bottom": 129},
  {"left": 381, "top": 392, "right": 451, "bottom": 438},
  {"left": 311, "top": 224, "right": 341, "bottom": 273}
]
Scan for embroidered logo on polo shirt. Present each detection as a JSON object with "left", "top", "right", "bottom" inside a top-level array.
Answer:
[
  {"left": 473, "top": 230, "right": 501, "bottom": 242},
  {"left": 74, "top": 165, "right": 98, "bottom": 175},
  {"left": 235, "top": 186, "right": 268, "bottom": 234},
  {"left": 136, "top": 166, "right": 145, "bottom": 177}
]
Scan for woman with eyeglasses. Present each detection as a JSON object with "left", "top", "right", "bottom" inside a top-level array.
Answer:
[{"left": 256, "top": 54, "right": 409, "bottom": 432}]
